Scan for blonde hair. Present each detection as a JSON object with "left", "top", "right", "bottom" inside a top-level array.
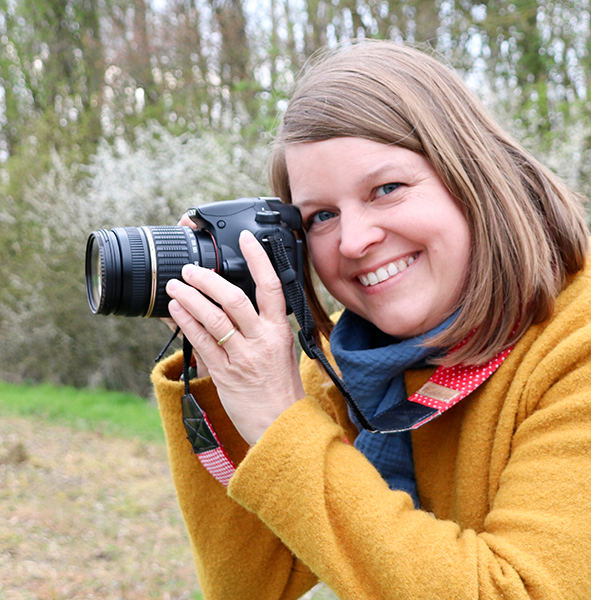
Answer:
[{"left": 269, "top": 41, "right": 589, "bottom": 365}]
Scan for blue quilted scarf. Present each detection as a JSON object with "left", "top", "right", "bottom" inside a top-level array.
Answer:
[{"left": 330, "top": 309, "right": 457, "bottom": 508}]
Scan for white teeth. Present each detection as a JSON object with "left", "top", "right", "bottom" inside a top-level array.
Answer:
[
  {"left": 358, "top": 254, "right": 417, "bottom": 287},
  {"left": 376, "top": 267, "right": 389, "bottom": 282},
  {"left": 367, "top": 271, "right": 379, "bottom": 285},
  {"left": 387, "top": 263, "right": 399, "bottom": 277}
]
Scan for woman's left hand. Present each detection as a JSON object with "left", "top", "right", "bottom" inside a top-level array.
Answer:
[{"left": 165, "top": 229, "right": 306, "bottom": 445}]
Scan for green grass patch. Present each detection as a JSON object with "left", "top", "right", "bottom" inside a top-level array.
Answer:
[{"left": 0, "top": 381, "right": 165, "bottom": 443}]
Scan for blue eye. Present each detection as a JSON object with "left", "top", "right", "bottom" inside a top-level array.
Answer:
[
  {"left": 310, "top": 210, "right": 337, "bottom": 224},
  {"left": 376, "top": 183, "right": 400, "bottom": 197}
]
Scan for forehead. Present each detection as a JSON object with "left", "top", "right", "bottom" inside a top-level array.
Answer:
[
  {"left": 285, "top": 138, "right": 433, "bottom": 199},
  {"left": 286, "top": 137, "right": 427, "bottom": 168}
]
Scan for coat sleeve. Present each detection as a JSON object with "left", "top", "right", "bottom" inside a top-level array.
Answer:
[
  {"left": 154, "top": 318, "right": 591, "bottom": 600},
  {"left": 227, "top": 332, "right": 591, "bottom": 600},
  {"left": 152, "top": 350, "right": 319, "bottom": 600}
]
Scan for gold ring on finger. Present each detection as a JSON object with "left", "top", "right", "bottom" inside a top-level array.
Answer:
[{"left": 217, "top": 327, "right": 237, "bottom": 346}]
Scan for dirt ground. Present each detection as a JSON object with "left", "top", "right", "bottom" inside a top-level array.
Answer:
[{"left": 0, "top": 416, "right": 200, "bottom": 600}]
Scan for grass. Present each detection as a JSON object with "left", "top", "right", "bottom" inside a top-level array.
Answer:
[
  {"left": 0, "top": 380, "right": 165, "bottom": 443},
  {"left": 0, "top": 381, "right": 338, "bottom": 600},
  {"left": 0, "top": 415, "right": 201, "bottom": 599}
]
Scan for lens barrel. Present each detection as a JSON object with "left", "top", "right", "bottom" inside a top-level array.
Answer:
[{"left": 85, "top": 226, "right": 215, "bottom": 317}]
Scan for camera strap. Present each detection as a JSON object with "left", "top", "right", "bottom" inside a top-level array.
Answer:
[
  {"left": 175, "top": 232, "right": 369, "bottom": 489},
  {"left": 265, "top": 234, "right": 513, "bottom": 433},
  {"left": 180, "top": 333, "right": 237, "bottom": 487},
  {"left": 175, "top": 233, "right": 513, "bottom": 487},
  {"left": 265, "top": 234, "right": 377, "bottom": 432}
]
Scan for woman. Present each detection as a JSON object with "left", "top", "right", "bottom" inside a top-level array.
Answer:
[{"left": 153, "top": 41, "right": 591, "bottom": 600}]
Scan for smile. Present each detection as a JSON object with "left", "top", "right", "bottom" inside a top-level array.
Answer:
[{"left": 358, "top": 253, "right": 418, "bottom": 287}]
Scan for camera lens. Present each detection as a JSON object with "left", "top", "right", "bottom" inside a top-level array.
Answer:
[
  {"left": 85, "top": 226, "right": 216, "bottom": 317},
  {"left": 88, "top": 237, "right": 103, "bottom": 309}
]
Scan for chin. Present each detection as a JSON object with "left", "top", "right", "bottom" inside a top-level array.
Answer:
[{"left": 366, "top": 316, "right": 426, "bottom": 339}]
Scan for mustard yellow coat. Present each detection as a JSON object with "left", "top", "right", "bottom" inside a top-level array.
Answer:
[{"left": 152, "top": 260, "right": 591, "bottom": 600}]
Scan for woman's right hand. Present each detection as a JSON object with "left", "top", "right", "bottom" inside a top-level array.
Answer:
[{"left": 165, "top": 229, "right": 305, "bottom": 446}]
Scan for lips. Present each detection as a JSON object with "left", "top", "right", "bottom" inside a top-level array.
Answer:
[{"left": 357, "top": 253, "right": 418, "bottom": 287}]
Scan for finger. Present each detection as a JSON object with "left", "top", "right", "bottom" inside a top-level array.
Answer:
[
  {"left": 176, "top": 265, "right": 262, "bottom": 338},
  {"left": 163, "top": 313, "right": 211, "bottom": 376},
  {"left": 167, "top": 276, "right": 246, "bottom": 344},
  {"left": 168, "top": 296, "right": 230, "bottom": 360},
  {"left": 192, "top": 348, "right": 210, "bottom": 378},
  {"left": 238, "top": 230, "right": 287, "bottom": 320},
  {"left": 177, "top": 213, "right": 197, "bottom": 228}
]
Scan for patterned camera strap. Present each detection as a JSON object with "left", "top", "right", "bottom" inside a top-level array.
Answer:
[
  {"left": 178, "top": 334, "right": 234, "bottom": 487},
  {"left": 180, "top": 235, "right": 513, "bottom": 487},
  {"left": 180, "top": 334, "right": 511, "bottom": 487}
]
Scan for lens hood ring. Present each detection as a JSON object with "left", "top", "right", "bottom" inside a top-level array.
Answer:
[{"left": 140, "top": 226, "right": 158, "bottom": 317}]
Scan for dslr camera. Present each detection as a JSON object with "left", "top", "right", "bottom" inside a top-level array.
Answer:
[{"left": 85, "top": 197, "right": 303, "bottom": 318}]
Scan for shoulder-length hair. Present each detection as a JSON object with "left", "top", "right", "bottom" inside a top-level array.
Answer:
[{"left": 269, "top": 40, "right": 589, "bottom": 365}]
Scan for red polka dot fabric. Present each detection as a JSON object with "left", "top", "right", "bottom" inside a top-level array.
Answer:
[
  {"left": 196, "top": 339, "right": 515, "bottom": 483},
  {"left": 409, "top": 346, "right": 513, "bottom": 428}
]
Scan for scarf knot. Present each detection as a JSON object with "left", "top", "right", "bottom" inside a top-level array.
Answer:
[{"left": 330, "top": 310, "right": 457, "bottom": 507}]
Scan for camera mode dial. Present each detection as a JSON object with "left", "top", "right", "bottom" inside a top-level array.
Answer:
[{"left": 255, "top": 210, "right": 281, "bottom": 224}]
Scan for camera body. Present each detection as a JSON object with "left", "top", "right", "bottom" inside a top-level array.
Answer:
[{"left": 86, "top": 197, "right": 303, "bottom": 318}]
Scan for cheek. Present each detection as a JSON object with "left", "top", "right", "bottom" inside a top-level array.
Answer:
[
  {"left": 308, "top": 239, "right": 340, "bottom": 287},
  {"left": 309, "top": 243, "right": 327, "bottom": 277},
  {"left": 444, "top": 224, "right": 472, "bottom": 299}
]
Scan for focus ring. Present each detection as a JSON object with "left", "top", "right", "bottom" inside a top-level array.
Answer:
[{"left": 126, "top": 228, "right": 150, "bottom": 314}]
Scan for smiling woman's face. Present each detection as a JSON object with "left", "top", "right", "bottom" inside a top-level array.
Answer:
[{"left": 286, "top": 137, "right": 472, "bottom": 339}]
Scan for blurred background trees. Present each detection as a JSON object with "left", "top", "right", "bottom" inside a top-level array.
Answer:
[{"left": 1, "top": 0, "right": 590, "bottom": 396}]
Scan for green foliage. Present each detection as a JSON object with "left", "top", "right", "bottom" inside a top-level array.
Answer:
[
  {"left": 1, "top": 0, "right": 591, "bottom": 396},
  {"left": 0, "top": 0, "right": 103, "bottom": 162},
  {"left": 446, "top": 0, "right": 591, "bottom": 150},
  {"left": 0, "top": 122, "right": 269, "bottom": 395},
  {"left": 0, "top": 380, "right": 165, "bottom": 442}
]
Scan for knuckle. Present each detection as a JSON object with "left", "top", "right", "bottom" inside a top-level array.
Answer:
[
  {"left": 259, "top": 274, "right": 283, "bottom": 296},
  {"left": 207, "top": 308, "right": 229, "bottom": 331},
  {"left": 224, "top": 289, "right": 252, "bottom": 312}
]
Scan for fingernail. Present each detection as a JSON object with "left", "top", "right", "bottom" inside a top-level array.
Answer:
[
  {"left": 182, "top": 263, "right": 199, "bottom": 277},
  {"left": 166, "top": 279, "right": 180, "bottom": 293},
  {"left": 240, "top": 229, "right": 256, "bottom": 244}
]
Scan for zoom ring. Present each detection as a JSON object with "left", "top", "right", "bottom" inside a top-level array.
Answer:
[{"left": 150, "top": 227, "right": 195, "bottom": 318}]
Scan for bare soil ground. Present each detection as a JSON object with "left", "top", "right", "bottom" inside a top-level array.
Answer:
[{"left": 0, "top": 417, "right": 200, "bottom": 600}]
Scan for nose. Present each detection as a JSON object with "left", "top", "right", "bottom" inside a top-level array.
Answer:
[{"left": 338, "top": 208, "right": 386, "bottom": 258}]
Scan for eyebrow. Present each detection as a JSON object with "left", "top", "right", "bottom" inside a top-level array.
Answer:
[
  {"left": 359, "top": 162, "right": 409, "bottom": 186},
  {"left": 292, "top": 161, "right": 412, "bottom": 207}
]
